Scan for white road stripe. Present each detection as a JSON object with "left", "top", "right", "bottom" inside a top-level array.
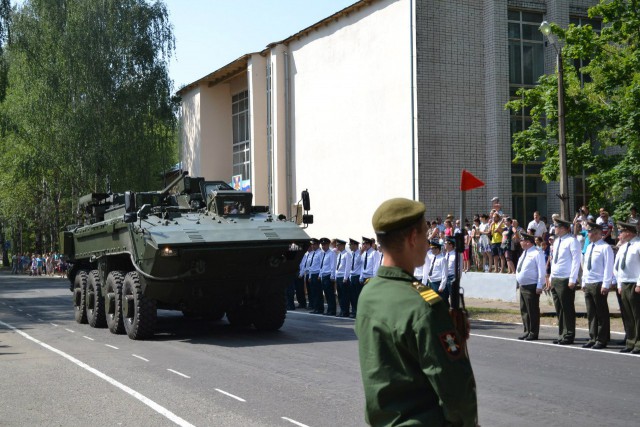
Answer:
[
  {"left": 132, "top": 354, "right": 149, "bottom": 362},
  {"left": 167, "top": 369, "right": 190, "bottom": 379},
  {"left": 1, "top": 302, "right": 6, "bottom": 305},
  {"left": 282, "top": 417, "right": 311, "bottom": 427},
  {"left": 17, "top": 308, "right": 23, "bottom": 312},
  {"left": 65, "top": 328, "right": 75, "bottom": 333},
  {"left": 8, "top": 305, "right": 13, "bottom": 308},
  {"left": 0, "top": 319, "right": 195, "bottom": 427},
  {"left": 50, "top": 323, "right": 59, "bottom": 327},
  {"left": 83, "top": 336, "right": 94, "bottom": 341},
  {"left": 105, "top": 344, "right": 119, "bottom": 350},
  {"left": 37, "top": 319, "right": 43, "bottom": 322},
  {"left": 215, "top": 388, "right": 246, "bottom": 402},
  {"left": 26, "top": 314, "right": 33, "bottom": 317}
]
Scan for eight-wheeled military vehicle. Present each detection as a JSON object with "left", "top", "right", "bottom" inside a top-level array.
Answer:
[{"left": 61, "top": 172, "right": 312, "bottom": 339}]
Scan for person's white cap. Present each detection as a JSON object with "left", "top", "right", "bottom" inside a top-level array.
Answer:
[{"left": 491, "top": 197, "right": 499, "bottom": 202}]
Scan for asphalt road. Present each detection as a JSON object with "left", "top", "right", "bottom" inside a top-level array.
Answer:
[{"left": 1, "top": 273, "right": 639, "bottom": 427}]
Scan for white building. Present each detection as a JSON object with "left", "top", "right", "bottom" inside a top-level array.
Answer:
[{"left": 178, "top": 0, "right": 598, "bottom": 238}]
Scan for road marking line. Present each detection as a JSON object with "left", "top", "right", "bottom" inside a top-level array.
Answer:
[
  {"left": 470, "top": 333, "right": 640, "bottom": 357},
  {"left": 132, "top": 354, "right": 149, "bottom": 362},
  {"left": 167, "top": 369, "right": 190, "bottom": 379},
  {"left": 1, "top": 302, "right": 5, "bottom": 305},
  {"left": 65, "top": 328, "right": 75, "bottom": 333},
  {"left": 282, "top": 417, "right": 311, "bottom": 427},
  {"left": 50, "top": 323, "right": 59, "bottom": 327},
  {"left": 214, "top": 388, "right": 246, "bottom": 402},
  {"left": 0, "top": 319, "right": 195, "bottom": 427},
  {"left": 475, "top": 318, "right": 625, "bottom": 335},
  {"left": 37, "top": 319, "right": 43, "bottom": 322},
  {"left": 83, "top": 336, "right": 94, "bottom": 341},
  {"left": 17, "top": 308, "right": 23, "bottom": 312},
  {"left": 105, "top": 344, "right": 119, "bottom": 350},
  {"left": 26, "top": 314, "right": 33, "bottom": 317},
  {"left": 9, "top": 305, "right": 14, "bottom": 308}
]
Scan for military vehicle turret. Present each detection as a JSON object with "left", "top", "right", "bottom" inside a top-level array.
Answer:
[{"left": 61, "top": 171, "right": 312, "bottom": 339}]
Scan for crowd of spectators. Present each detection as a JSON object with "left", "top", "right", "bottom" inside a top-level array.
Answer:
[{"left": 9, "top": 252, "right": 68, "bottom": 277}]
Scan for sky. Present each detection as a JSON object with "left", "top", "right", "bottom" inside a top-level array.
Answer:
[{"left": 164, "top": 0, "right": 358, "bottom": 91}]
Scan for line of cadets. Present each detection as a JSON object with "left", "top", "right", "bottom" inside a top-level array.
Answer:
[{"left": 288, "top": 235, "right": 461, "bottom": 318}]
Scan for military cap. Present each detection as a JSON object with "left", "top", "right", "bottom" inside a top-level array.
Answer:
[
  {"left": 491, "top": 196, "right": 500, "bottom": 202},
  {"left": 371, "top": 198, "right": 425, "bottom": 234},
  {"left": 362, "top": 237, "right": 373, "bottom": 244},
  {"left": 521, "top": 232, "right": 536, "bottom": 243},
  {"left": 429, "top": 239, "right": 442, "bottom": 248},
  {"left": 310, "top": 238, "right": 319, "bottom": 244},
  {"left": 553, "top": 218, "right": 572, "bottom": 228},
  {"left": 319, "top": 237, "right": 330, "bottom": 244},
  {"left": 586, "top": 221, "right": 603, "bottom": 231},
  {"left": 349, "top": 238, "right": 360, "bottom": 245},
  {"left": 617, "top": 221, "right": 638, "bottom": 233},
  {"left": 445, "top": 236, "right": 456, "bottom": 245},
  {"left": 335, "top": 238, "right": 347, "bottom": 245}
]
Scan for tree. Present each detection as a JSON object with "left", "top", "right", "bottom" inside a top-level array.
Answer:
[
  {"left": 0, "top": 0, "right": 178, "bottom": 255},
  {"left": 506, "top": 0, "right": 640, "bottom": 220}
]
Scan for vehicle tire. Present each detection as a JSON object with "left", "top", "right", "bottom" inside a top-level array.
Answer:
[
  {"left": 73, "top": 270, "right": 88, "bottom": 324},
  {"left": 226, "top": 305, "right": 252, "bottom": 328},
  {"left": 105, "top": 271, "right": 125, "bottom": 334},
  {"left": 86, "top": 270, "right": 107, "bottom": 328},
  {"left": 122, "top": 271, "right": 157, "bottom": 340},
  {"left": 252, "top": 291, "right": 287, "bottom": 331}
]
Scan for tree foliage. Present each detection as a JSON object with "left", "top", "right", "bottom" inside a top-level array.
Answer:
[
  {"left": 0, "top": 0, "right": 178, "bottom": 255},
  {"left": 506, "top": 0, "right": 640, "bottom": 219}
]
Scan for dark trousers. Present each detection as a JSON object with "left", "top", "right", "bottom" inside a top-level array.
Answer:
[
  {"left": 620, "top": 283, "right": 640, "bottom": 350},
  {"left": 286, "top": 281, "right": 296, "bottom": 309},
  {"left": 349, "top": 275, "right": 361, "bottom": 315},
  {"left": 309, "top": 273, "right": 321, "bottom": 312},
  {"left": 427, "top": 280, "right": 441, "bottom": 294},
  {"left": 519, "top": 284, "right": 540, "bottom": 338},
  {"left": 336, "top": 277, "right": 349, "bottom": 315},
  {"left": 584, "top": 282, "right": 610, "bottom": 344},
  {"left": 551, "top": 277, "right": 576, "bottom": 341},
  {"left": 294, "top": 276, "right": 307, "bottom": 308},
  {"left": 321, "top": 275, "right": 336, "bottom": 315},
  {"left": 615, "top": 287, "right": 628, "bottom": 340},
  {"left": 441, "top": 275, "right": 454, "bottom": 305}
]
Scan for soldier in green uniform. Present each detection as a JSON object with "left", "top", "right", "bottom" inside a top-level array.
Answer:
[{"left": 355, "top": 198, "right": 478, "bottom": 427}]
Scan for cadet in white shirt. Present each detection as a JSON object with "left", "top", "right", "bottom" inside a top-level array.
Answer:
[
  {"left": 372, "top": 240, "right": 383, "bottom": 277},
  {"left": 346, "top": 238, "right": 363, "bottom": 318},
  {"left": 360, "top": 237, "right": 376, "bottom": 284},
  {"left": 421, "top": 240, "right": 448, "bottom": 294},
  {"left": 580, "top": 222, "right": 614, "bottom": 349},
  {"left": 527, "top": 211, "right": 548, "bottom": 237},
  {"left": 549, "top": 218, "right": 582, "bottom": 345},
  {"left": 613, "top": 222, "right": 640, "bottom": 354},
  {"left": 307, "top": 238, "right": 324, "bottom": 314},
  {"left": 442, "top": 237, "right": 458, "bottom": 304},
  {"left": 319, "top": 237, "right": 337, "bottom": 315},
  {"left": 289, "top": 246, "right": 311, "bottom": 310},
  {"left": 515, "top": 232, "right": 546, "bottom": 340},
  {"left": 334, "top": 239, "right": 350, "bottom": 317}
]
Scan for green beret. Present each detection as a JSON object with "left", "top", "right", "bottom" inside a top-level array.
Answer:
[{"left": 372, "top": 198, "right": 425, "bottom": 234}]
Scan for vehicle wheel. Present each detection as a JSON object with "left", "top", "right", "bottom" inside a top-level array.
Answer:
[
  {"left": 105, "top": 271, "right": 125, "bottom": 334},
  {"left": 252, "top": 291, "right": 287, "bottom": 331},
  {"left": 86, "top": 270, "right": 107, "bottom": 328},
  {"left": 226, "top": 305, "right": 252, "bottom": 328},
  {"left": 122, "top": 272, "right": 157, "bottom": 340},
  {"left": 73, "top": 270, "right": 88, "bottom": 324}
]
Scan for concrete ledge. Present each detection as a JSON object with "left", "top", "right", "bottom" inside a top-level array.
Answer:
[{"left": 461, "top": 272, "right": 517, "bottom": 302}]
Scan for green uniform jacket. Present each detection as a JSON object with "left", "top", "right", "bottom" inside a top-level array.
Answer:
[{"left": 355, "top": 266, "right": 478, "bottom": 426}]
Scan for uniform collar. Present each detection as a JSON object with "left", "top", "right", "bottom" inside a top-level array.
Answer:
[{"left": 376, "top": 266, "right": 416, "bottom": 282}]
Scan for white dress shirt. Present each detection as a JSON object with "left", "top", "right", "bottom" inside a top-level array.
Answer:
[
  {"left": 515, "top": 247, "right": 546, "bottom": 289},
  {"left": 307, "top": 248, "right": 323, "bottom": 275},
  {"left": 550, "top": 234, "right": 582, "bottom": 283},
  {"left": 335, "top": 249, "right": 348, "bottom": 279},
  {"left": 320, "top": 249, "right": 336, "bottom": 277},
  {"left": 360, "top": 248, "right": 375, "bottom": 279},
  {"left": 445, "top": 250, "right": 457, "bottom": 277},
  {"left": 372, "top": 250, "right": 383, "bottom": 276},
  {"left": 347, "top": 249, "right": 363, "bottom": 277},
  {"left": 421, "top": 251, "right": 448, "bottom": 285},
  {"left": 613, "top": 237, "right": 640, "bottom": 285},
  {"left": 581, "top": 239, "right": 614, "bottom": 288},
  {"left": 527, "top": 220, "right": 548, "bottom": 237},
  {"left": 298, "top": 251, "right": 310, "bottom": 277}
]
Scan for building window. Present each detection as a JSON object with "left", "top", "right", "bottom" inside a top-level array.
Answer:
[
  {"left": 232, "top": 90, "right": 251, "bottom": 182},
  {"left": 508, "top": 9, "right": 546, "bottom": 219},
  {"left": 569, "top": 16, "right": 601, "bottom": 86}
]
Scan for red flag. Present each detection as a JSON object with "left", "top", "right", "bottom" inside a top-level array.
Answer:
[{"left": 460, "top": 169, "right": 485, "bottom": 191}]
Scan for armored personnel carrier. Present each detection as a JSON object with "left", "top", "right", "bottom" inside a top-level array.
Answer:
[{"left": 61, "top": 172, "right": 312, "bottom": 339}]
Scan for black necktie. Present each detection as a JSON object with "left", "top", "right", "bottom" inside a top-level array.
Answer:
[
  {"left": 337, "top": 253, "right": 342, "bottom": 271},
  {"left": 517, "top": 249, "right": 527, "bottom": 273},
  {"left": 554, "top": 237, "right": 561, "bottom": 263},
  {"left": 587, "top": 243, "right": 594, "bottom": 271},
  {"left": 364, "top": 251, "right": 368, "bottom": 270},
  {"left": 621, "top": 243, "right": 630, "bottom": 270},
  {"left": 321, "top": 252, "right": 326, "bottom": 268},
  {"left": 428, "top": 255, "right": 435, "bottom": 277},
  {"left": 351, "top": 252, "right": 356, "bottom": 270},
  {"left": 308, "top": 252, "right": 315, "bottom": 267}
]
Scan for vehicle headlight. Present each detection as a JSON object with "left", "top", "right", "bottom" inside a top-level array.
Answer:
[{"left": 160, "top": 247, "right": 178, "bottom": 257}]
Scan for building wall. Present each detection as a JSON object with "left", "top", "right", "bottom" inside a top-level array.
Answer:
[
  {"left": 199, "top": 81, "right": 234, "bottom": 182},
  {"left": 180, "top": 88, "right": 202, "bottom": 177},
  {"left": 249, "top": 54, "right": 268, "bottom": 205},
  {"left": 286, "top": 0, "right": 414, "bottom": 239}
]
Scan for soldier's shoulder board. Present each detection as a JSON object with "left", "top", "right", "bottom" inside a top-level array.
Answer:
[{"left": 411, "top": 282, "right": 442, "bottom": 305}]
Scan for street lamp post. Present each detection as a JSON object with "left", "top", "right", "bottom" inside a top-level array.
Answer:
[{"left": 540, "top": 21, "right": 570, "bottom": 219}]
